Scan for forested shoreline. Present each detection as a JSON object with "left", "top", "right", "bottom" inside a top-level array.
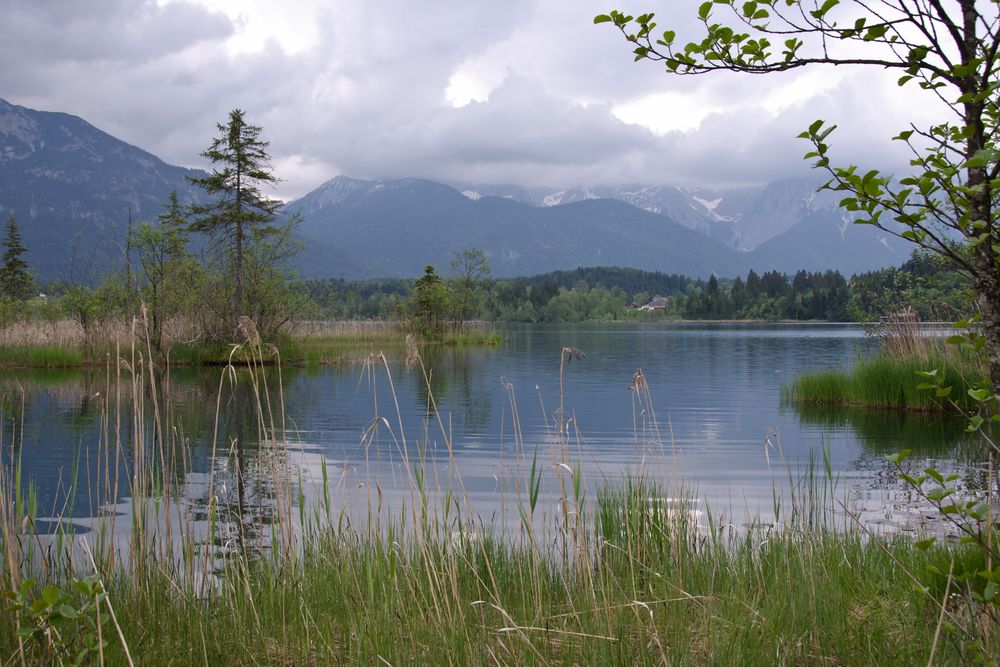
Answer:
[{"left": 302, "top": 252, "right": 972, "bottom": 324}]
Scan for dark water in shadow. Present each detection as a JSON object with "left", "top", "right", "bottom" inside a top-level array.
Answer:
[{"left": 0, "top": 323, "right": 980, "bottom": 535}]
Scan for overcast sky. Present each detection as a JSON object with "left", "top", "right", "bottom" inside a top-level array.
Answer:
[{"left": 0, "top": 0, "right": 946, "bottom": 200}]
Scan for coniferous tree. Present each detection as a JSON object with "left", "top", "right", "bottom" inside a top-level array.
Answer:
[
  {"left": 188, "top": 109, "right": 281, "bottom": 326},
  {"left": 0, "top": 215, "right": 32, "bottom": 301},
  {"left": 411, "top": 265, "right": 451, "bottom": 336}
]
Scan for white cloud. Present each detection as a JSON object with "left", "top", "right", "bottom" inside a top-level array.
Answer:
[{"left": 0, "top": 0, "right": 955, "bottom": 200}]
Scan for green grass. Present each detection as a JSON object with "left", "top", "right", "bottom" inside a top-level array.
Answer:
[
  {"left": 0, "top": 323, "right": 500, "bottom": 368},
  {"left": 5, "top": 478, "right": 977, "bottom": 666},
  {"left": 785, "top": 350, "right": 987, "bottom": 412},
  {"left": 0, "top": 344, "right": 83, "bottom": 368}
]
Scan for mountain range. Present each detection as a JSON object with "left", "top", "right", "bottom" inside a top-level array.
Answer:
[
  {"left": 288, "top": 175, "right": 910, "bottom": 278},
  {"left": 0, "top": 98, "right": 911, "bottom": 283},
  {"left": 0, "top": 98, "right": 205, "bottom": 282}
]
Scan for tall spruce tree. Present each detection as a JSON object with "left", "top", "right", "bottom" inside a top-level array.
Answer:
[
  {"left": 0, "top": 215, "right": 32, "bottom": 301},
  {"left": 188, "top": 109, "right": 281, "bottom": 326}
]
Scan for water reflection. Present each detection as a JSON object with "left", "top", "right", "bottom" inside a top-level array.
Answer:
[
  {"left": 791, "top": 403, "right": 973, "bottom": 456},
  {"left": 0, "top": 323, "right": 987, "bottom": 545}
]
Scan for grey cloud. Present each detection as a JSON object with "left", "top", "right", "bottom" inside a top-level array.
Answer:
[
  {"left": 0, "top": 0, "right": 935, "bottom": 200},
  {"left": 0, "top": 0, "right": 231, "bottom": 65}
]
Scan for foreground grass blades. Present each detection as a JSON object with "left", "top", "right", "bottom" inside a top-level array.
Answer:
[{"left": 0, "top": 330, "right": 995, "bottom": 665}]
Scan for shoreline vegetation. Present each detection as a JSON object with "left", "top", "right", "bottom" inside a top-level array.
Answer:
[
  {"left": 785, "top": 317, "right": 988, "bottom": 413},
  {"left": 0, "top": 337, "right": 996, "bottom": 665},
  {"left": 0, "top": 319, "right": 501, "bottom": 369}
]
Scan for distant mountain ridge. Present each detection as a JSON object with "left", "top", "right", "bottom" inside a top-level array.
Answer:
[
  {"left": 0, "top": 98, "right": 909, "bottom": 283},
  {"left": 286, "top": 177, "right": 752, "bottom": 279},
  {"left": 290, "top": 175, "right": 908, "bottom": 278},
  {"left": 0, "top": 98, "right": 206, "bottom": 282},
  {"left": 450, "top": 177, "right": 904, "bottom": 255}
]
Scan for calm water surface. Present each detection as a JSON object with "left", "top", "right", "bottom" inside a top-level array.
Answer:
[{"left": 1, "top": 323, "right": 976, "bottom": 535}]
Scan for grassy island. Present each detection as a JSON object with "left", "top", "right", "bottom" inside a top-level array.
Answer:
[{"left": 785, "top": 320, "right": 987, "bottom": 413}]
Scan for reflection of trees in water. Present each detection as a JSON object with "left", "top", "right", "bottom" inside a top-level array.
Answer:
[
  {"left": 413, "top": 346, "right": 493, "bottom": 433},
  {"left": 791, "top": 403, "right": 992, "bottom": 475},
  {"left": 185, "top": 444, "right": 288, "bottom": 560},
  {"left": 0, "top": 366, "right": 300, "bottom": 545},
  {"left": 182, "top": 367, "right": 295, "bottom": 560},
  {"left": 793, "top": 403, "right": 973, "bottom": 456}
]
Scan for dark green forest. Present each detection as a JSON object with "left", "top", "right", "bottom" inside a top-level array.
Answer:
[{"left": 301, "top": 254, "right": 972, "bottom": 325}]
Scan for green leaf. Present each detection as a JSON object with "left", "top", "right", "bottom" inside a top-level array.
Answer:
[
  {"left": 59, "top": 604, "right": 78, "bottom": 619},
  {"left": 886, "top": 449, "right": 911, "bottom": 464},
  {"left": 968, "top": 388, "right": 991, "bottom": 402},
  {"left": 984, "top": 581, "right": 999, "bottom": 602},
  {"left": 699, "top": 1, "right": 713, "bottom": 19},
  {"left": 926, "top": 487, "right": 954, "bottom": 502},
  {"left": 915, "top": 537, "right": 936, "bottom": 551},
  {"left": 41, "top": 585, "right": 61, "bottom": 606},
  {"left": 863, "top": 24, "right": 889, "bottom": 41},
  {"left": 811, "top": 0, "right": 839, "bottom": 18},
  {"left": 593, "top": 14, "right": 613, "bottom": 24}
]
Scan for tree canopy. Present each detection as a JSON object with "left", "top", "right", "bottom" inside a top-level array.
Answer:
[{"left": 188, "top": 109, "right": 282, "bottom": 327}]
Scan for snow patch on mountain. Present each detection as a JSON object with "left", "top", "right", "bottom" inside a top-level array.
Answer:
[
  {"left": 693, "top": 196, "right": 721, "bottom": 212},
  {"left": 543, "top": 190, "right": 566, "bottom": 206}
]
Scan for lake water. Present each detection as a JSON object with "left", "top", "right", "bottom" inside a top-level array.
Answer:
[{"left": 0, "top": 323, "right": 979, "bottom": 540}]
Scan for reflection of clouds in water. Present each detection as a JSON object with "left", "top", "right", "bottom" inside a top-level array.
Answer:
[{"left": 7, "top": 324, "right": 983, "bottom": 543}]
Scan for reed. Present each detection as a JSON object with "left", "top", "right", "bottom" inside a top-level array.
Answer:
[
  {"left": 0, "top": 320, "right": 993, "bottom": 665},
  {"left": 0, "top": 318, "right": 498, "bottom": 368},
  {"left": 0, "top": 344, "right": 83, "bottom": 368},
  {"left": 786, "top": 337, "right": 987, "bottom": 412}
]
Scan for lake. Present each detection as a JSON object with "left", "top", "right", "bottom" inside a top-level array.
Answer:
[{"left": 0, "top": 323, "right": 978, "bottom": 542}]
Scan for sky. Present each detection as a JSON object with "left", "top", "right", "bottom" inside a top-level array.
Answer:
[{"left": 0, "top": 0, "right": 947, "bottom": 201}]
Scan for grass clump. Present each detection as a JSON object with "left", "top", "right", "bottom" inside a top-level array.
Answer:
[
  {"left": 0, "top": 344, "right": 83, "bottom": 368},
  {"left": 787, "top": 352, "right": 985, "bottom": 411},
  {"left": 0, "top": 318, "right": 502, "bottom": 368},
  {"left": 787, "top": 318, "right": 987, "bottom": 412}
]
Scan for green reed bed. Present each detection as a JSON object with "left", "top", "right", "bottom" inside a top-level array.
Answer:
[
  {"left": 786, "top": 350, "right": 987, "bottom": 412},
  {"left": 0, "top": 336, "right": 994, "bottom": 665},
  {"left": 0, "top": 344, "right": 83, "bottom": 368}
]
